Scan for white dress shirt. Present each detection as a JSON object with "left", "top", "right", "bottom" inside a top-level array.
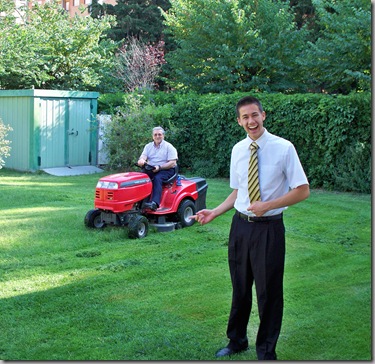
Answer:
[{"left": 230, "top": 128, "right": 309, "bottom": 216}]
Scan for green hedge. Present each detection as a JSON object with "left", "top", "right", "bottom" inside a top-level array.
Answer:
[{"left": 98, "top": 91, "right": 371, "bottom": 193}]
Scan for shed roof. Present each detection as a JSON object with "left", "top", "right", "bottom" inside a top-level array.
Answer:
[{"left": 0, "top": 89, "right": 99, "bottom": 99}]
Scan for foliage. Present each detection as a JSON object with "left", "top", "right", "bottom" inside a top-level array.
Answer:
[
  {"left": 90, "top": 0, "right": 173, "bottom": 91},
  {"left": 332, "top": 142, "right": 371, "bottom": 193},
  {"left": 162, "top": 0, "right": 370, "bottom": 95},
  {"left": 114, "top": 37, "right": 166, "bottom": 92},
  {"left": 98, "top": 92, "right": 132, "bottom": 114},
  {"left": 1, "top": 0, "right": 369, "bottom": 95},
  {"left": 91, "top": 0, "right": 171, "bottom": 44},
  {"left": 163, "top": 0, "right": 307, "bottom": 93},
  {"left": 99, "top": 91, "right": 371, "bottom": 193},
  {"left": 0, "top": 118, "right": 12, "bottom": 169},
  {"left": 99, "top": 94, "right": 149, "bottom": 170},
  {"left": 0, "top": 170, "right": 371, "bottom": 360},
  {"left": 263, "top": 92, "right": 371, "bottom": 192},
  {"left": 296, "top": 0, "right": 371, "bottom": 93},
  {"left": 0, "top": 0, "right": 117, "bottom": 91}
]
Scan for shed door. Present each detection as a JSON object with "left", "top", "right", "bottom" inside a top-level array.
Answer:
[
  {"left": 39, "top": 98, "right": 92, "bottom": 168},
  {"left": 67, "top": 99, "right": 91, "bottom": 166},
  {"left": 39, "top": 99, "right": 66, "bottom": 168}
]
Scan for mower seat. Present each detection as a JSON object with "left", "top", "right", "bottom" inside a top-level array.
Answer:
[{"left": 163, "top": 165, "right": 179, "bottom": 185}]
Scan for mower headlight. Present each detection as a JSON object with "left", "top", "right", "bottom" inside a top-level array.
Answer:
[
  {"left": 96, "top": 181, "right": 119, "bottom": 189},
  {"left": 108, "top": 182, "right": 119, "bottom": 189}
]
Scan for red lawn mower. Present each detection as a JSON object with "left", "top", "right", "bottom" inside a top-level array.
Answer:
[{"left": 84, "top": 165, "right": 208, "bottom": 239}]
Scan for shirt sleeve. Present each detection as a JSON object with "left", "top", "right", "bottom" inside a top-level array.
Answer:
[
  {"left": 286, "top": 144, "right": 309, "bottom": 189},
  {"left": 140, "top": 143, "right": 149, "bottom": 159},
  {"left": 167, "top": 143, "right": 178, "bottom": 161},
  {"left": 230, "top": 145, "right": 240, "bottom": 190}
]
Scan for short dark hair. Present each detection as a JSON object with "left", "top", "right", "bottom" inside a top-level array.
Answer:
[{"left": 236, "top": 96, "right": 263, "bottom": 117}]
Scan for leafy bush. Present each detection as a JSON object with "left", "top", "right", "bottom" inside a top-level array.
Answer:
[
  {"left": 98, "top": 92, "right": 136, "bottom": 114},
  {"left": 333, "top": 142, "right": 371, "bottom": 193}
]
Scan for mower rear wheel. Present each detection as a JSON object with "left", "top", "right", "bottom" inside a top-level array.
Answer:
[
  {"left": 177, "top": 199, "right": 196, "bottom": 227},
  {"left": 85, "top": 209, "right": 106, "bottom": 229},
  {"left": 128, "top": 215, "right": 149, "bottom": 239}
]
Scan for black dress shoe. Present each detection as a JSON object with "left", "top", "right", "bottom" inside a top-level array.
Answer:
[
  {"left": 144, "top": 201, "right": 158, "bottom": 211},
  {"left": 215, "top": 346, "right": 248, "bottom": 358}
]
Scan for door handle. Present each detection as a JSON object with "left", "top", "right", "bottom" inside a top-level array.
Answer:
[{"left": 67, "top": 129, "right": 78, "bottom": 136}]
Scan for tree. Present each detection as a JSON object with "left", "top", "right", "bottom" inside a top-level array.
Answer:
[
  {"left": 0, "top": 0, "right": 118, "bottom": 91},
  {"left": 114, "top": 37, "right": 166, "bottom": 92},
  {"left": 91, "top": 0, "right": 171, "bottom": 44},
  {"left": 162, "top": 0, "right": 308, "bottom": 93},
  {"left": 296, "top": 0, "right": 371, "bottom": 94},
  {"left": 0, "top": 118, "right": 12, "bottom": 169}
]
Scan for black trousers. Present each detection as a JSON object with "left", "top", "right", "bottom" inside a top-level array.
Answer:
[
  {"left": 143, "top": 168, "right": 175, "bottom": 206},
  {"left": 226, "top": 213, "right": 285, "bottom": 360}
]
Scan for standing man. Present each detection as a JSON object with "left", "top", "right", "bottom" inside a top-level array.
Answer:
[
  {"left": 192, "top": 96, "right": 309, "bottom": 360},
  {"left": 137, "top": 126, "right": 178, "bottom": 211}
]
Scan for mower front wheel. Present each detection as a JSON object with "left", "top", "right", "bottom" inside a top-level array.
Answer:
[
  {"left": 128, "top": 215, "right": 149, "bottom": 239},
  {"left": 85, "top": 209, "right": 106, "bottom": 229},
  {"left": 177, "top": 199, "right": 196, "bottom": 227}
]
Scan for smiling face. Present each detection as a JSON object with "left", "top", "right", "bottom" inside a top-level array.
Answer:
[
  {"left": 237, "top": 103, "right": 266, "bottom": 140},
  {"left": 152, "top": 128, "right": 165, "bottom": 146}
]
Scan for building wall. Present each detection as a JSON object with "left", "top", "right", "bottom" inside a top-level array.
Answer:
[
  {"left": 15, "top": 0, "right": 117, "bottom": 19},
  {"left": 64, "top": 0, "right": 117, "bottom": 17}
]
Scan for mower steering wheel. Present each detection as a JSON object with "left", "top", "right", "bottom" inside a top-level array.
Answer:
[
  {"left": 134, "top": 162, "right": 155, "bottom": 171},
  {"left": 134, "top": 163, "right": 155, "bottom": 171},
  {"left": 143, "top": 163, "right": 155, "bottom": 171}
]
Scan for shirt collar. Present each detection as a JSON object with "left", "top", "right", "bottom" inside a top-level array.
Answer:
[
  {"left": 153, "top": 140, "right": 165, "bottom": 148},
  {"left": 247, "top": 128, "right": 268, "bottom": 149}
]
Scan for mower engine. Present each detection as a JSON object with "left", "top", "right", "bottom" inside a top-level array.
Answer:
[{"left": 94, "top": 172, "right": 152, "bottom": 213}]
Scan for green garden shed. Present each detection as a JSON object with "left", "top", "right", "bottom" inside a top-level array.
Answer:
[{"left": 0, "top": 89, "right": 99, "bottom": 172}]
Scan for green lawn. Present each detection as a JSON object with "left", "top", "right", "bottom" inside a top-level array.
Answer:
[{"left": 0, "top": 169, "right": 371, "bottom": 360}]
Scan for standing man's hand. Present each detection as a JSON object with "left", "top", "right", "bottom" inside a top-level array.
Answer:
[
  {"left": 247, "top": 185, "right": 310, "bottom": 217},
  {"left": 190, "top": 209, "right": 216, "bottom": 225},
  {"left": 247, "top": 201, "right": 269, "bottom": 217}
]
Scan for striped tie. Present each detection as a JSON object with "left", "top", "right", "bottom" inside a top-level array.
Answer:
[{"left": 248, "top": 142, "right": 261, "bottom": 203}]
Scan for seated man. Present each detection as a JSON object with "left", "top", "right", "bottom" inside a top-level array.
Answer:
[{"left": 137, "top": 126, "right": 178, "bottom": 210}]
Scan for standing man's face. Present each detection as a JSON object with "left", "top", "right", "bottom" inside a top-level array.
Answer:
[
  {"left": 153, "top": 129, "right": 164, "bottom": 145},
  {"left": 237, "top": 103, "right": 266, "bottom": 141}
]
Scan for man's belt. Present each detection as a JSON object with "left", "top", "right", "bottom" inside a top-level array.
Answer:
[{"left": 235, "top": 210, "right": 283, "bottom": 223}]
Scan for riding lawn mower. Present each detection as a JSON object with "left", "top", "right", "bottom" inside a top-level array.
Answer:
[{"left": 84, "top": 164, "right": 208, "bottom": 239}]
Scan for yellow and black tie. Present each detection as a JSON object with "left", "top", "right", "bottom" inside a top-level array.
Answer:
[{"left": 248, "top": 142, "right": 261, "bottom": 203}]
